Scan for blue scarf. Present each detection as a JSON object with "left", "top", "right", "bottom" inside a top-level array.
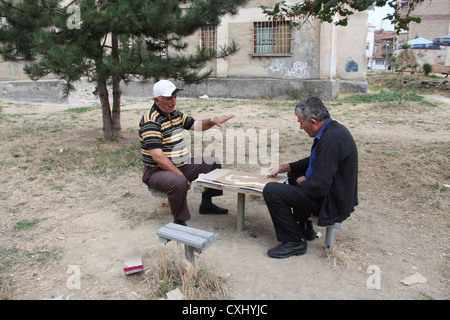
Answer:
[{"left": 305, "top": 118, "right": 332, "bottom": 180}]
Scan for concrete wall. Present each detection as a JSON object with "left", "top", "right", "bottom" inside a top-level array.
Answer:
[
  {"left": 120, "top": 78, "right": 366, "bottom": 101},
  {"left": 0, "top": 77, "right": 368, "bottom": 103},
  {"left": 0, "top": 61, "right": 30, "bottom": 81},
  {"left": 335, "top": 11, "right": 369, "bottom": 80},
  {"left": 0, "top": 80, "right": 67, "bottom": 103}
]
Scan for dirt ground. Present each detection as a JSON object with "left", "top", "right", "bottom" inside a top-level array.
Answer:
[{"left": 0, "top": 87, "right": 448, "bottom": 301}]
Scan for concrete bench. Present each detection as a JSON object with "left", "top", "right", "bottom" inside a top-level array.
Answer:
[
  {"left": 148, "top": 187, "right": 171, "bottom": 214},
  {"left": 308, "top": 215, "right": 342, "bottom": 250},
  {"left": 157, "top": 223, "right": 218, "bottom": 263}
]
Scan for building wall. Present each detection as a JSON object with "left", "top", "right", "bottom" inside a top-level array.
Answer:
[
  {"left": 0, "top": 61, "right": 29, "bottom": 80},
  {"left": 370, "top": 30, "right": 394, "bottom": 70},
  {"left": 366, "top": 24, "right": 376, "bottom": 68},
  {"left": 181, "top": 0, "right": 367, "bottom": 82},
  {"left": 335, "top": 11, "right": 368, "bottom": 80},
  {"left": 402, "top": 0, "right": 450, "bottom": 66},
  {"left": 406, "top": 0, "right": 450, "bottom": 41}
]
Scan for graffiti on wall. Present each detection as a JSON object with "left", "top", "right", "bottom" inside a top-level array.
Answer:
[
  {"left": 345, "top": 59, "right": 359, "bottom": 72},
  {"left": 268, "top": 59, "right": 310, "bottom": 78}
]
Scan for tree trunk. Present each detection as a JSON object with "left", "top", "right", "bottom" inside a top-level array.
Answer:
[
  {"left": 111, "top": 32, "right": 122, "bottom": 138},
  {"left": 400, "top": 69, "right": 404, "bottom": 105},
  {"left": 98, "top": 82, "right": 113, "bottom": 139},
  {"left": 95, "top": 34, "right": 122, "bottom": 140}
]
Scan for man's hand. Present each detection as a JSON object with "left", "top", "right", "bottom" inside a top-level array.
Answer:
[
  {"left": 212, "top": 115, "right": 235, "bottom": 128},
  {"left": 191, "top": 115, "right": 235, "bottom": 131},
  {"left": 266, "top": 165, "right": 280, "bottom": 177},
  {"left": 296, "top": 176, "right": 307, "bottom": 186},
  {"left": 266, "top": 163, "right": 291, "bottom": 177}
]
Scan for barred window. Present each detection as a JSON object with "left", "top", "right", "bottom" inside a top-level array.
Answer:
[
  {"left": 253, "top": 21, "right": 291, "bottom": 55},
  {"left": 201, "top": 26, "right": 217, "bottom": 53}
]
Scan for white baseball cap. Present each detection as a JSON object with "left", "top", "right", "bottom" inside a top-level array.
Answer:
[{"left": 153, "top": 80, "right": 183, "bottom": 97}]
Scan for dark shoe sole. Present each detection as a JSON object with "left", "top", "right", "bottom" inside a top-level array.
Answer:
[
  {"left": 267, "top": 247, "right": 307, "bottom": 259},
  {"left": 199, "top": 208, "right": 228, "bottom": 215}
]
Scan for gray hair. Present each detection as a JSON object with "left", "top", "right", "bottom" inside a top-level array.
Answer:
[{"left": 294, "top": 97, "right": 330, "bottom": 122}]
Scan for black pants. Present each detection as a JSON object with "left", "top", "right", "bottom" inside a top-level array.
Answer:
[{"left": 263, "top": 171, "right": 322, "bottom": 243}]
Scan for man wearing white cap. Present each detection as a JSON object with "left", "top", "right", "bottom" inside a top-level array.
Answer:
[{"left": 139, "top": 80, "right": 234, "bottom": 226}]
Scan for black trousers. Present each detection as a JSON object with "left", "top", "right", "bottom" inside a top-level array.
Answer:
[{"left": 263, "top": 171, "right": 322, "bottom": 243}]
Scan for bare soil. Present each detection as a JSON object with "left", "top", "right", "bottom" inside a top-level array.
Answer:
[{"left": 0, "top": 86, "right": 448, "bottom": 300}]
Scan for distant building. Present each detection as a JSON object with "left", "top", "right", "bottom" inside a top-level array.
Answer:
[
  {"left": 366, "top": 23, "right": 376, "bottom": 69},
  {"left": 370, "top": 30, "right": 395, "bottom": 70},
  {"left": 397, "top": 0, "right": 450, "bottom": 67}
]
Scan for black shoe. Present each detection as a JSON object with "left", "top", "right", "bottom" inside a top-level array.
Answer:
[
  {"left": 267, "top": 240, "right": 307, "bottom": 259},
  {"left": 173, "top": 219, "right": 187, "bottom": 226},
  {"left": 199, "top": 204, "right": 228, "bottom": 215},
  {"left": 301, "top": 221, "right": 316, "bottom": 241}
]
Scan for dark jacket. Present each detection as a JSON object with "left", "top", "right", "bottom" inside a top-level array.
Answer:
[{"left": 289, "top": 120, "right": 358, "bottom": 226}]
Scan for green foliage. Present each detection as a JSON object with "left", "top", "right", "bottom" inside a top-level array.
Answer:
[
  {"left": 14, "top": 219, "right": 39, "bottom": 231},
  {"left": 261, "top": 0, "right": 425, "bottom": 34},
  {"left": 423, "top": 63, "right": 432, "bottom": 76}
]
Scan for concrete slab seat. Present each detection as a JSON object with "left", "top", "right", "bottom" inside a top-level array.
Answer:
[
  {"left": 157, "top": 223, "right": 218, "bottom": 263},
  {"left": 148, "top": 187, "right": 171, "bottom": 215}
]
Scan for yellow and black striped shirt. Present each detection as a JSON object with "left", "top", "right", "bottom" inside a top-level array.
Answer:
[{"left": 139, "top": 103, "right": 195, "bottom": 167}]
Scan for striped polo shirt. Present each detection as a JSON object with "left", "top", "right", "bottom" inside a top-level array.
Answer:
[{"left": 139, "top": 103, "right": 195, "bottom": 167}]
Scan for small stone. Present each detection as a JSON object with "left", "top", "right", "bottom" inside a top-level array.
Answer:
[{"left": 166, "top": 288, "right": 184, "bottom": 300}]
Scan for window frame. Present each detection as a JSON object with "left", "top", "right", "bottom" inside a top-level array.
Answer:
[
  {"left": 200, "top": 26, "right": 217, "bottom": 54},
  {"left": 251, "top": 21, "right": 292, "bottom": 57}
]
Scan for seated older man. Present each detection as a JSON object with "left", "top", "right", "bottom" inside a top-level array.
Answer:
[
  {"left": 139, "top": 80, "right": 234, "bottom": 226},
  {"left": 263, "top": 97, "right": 358, "bottom": 258}
]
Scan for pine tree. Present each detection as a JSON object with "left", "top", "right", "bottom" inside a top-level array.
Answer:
[{"left": 0, "top": 0, "right": 249, "bottom": 139}]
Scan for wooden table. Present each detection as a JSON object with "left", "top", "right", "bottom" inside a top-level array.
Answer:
[
  {"left": 194, "top": 169, "right": 287, "bottom": 232},
  {"left": 195, "top": 180, "right": 263, "bottom": 232}
]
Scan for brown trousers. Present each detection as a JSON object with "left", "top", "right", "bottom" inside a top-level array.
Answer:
[{"left": 142, "top": 156, "right": 223, "bottom": 221}]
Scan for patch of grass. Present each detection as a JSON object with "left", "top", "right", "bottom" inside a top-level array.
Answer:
[
  {"left": 123, "top": 208, "right": 159, "bottom": 229},
  {"left": 421, "top": 292, "right": 435, "bottom": 300},
  {"left": 144, "top": 245, "right": 229, "bottom": 300},
  {"left": 338, "top": 92, "right": 434, "bottom": 105},
  {"left": 10, "top": 202, "right": 26, "bottom": 214},
  {"left": 25, "top": 248, "right": 61, "bottom": 265},
  {"left": 37, "top": 141, "right": 141, "bottom": 176},
  {"left": 0, "top": 247, "right": 61, "bottom": 299},
  {"left": 14, "top": 219, "right": 39, "bottom": 231},
  {"left": 63, "top": 105, "right": 100, "bottom": 114}
]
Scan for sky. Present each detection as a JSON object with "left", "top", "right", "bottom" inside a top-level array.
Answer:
[{"left": 368, "top": 4, "right": 395, "bottom": 31}]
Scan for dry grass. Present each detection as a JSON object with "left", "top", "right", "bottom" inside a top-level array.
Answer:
[
  {"left": 0, "top": 247, "right": 63, "bottom": 300},
  {"left": 143, "top": 244, "right": 229, "bottom": 300}
]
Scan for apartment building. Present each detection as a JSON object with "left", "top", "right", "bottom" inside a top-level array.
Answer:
[{"left": 370, "top": 29, "right": 395, "bottom": 70}]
